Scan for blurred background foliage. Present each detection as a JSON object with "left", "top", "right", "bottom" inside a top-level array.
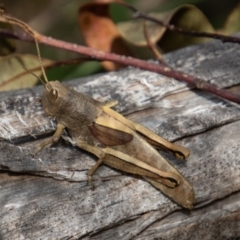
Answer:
[{"left": 1, "top": 0, "right": 240, "bottom": 83}]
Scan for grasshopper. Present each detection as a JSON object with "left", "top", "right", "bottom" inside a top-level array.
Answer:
[{"left": 1, "top": 13, "right": 195, "bottom": 209}]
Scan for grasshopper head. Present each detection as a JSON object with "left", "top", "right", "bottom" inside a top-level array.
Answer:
[{"left": 42, "top": 81, "right": 70, "bottom": 118}]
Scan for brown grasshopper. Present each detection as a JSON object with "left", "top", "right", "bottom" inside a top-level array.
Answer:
[{"left": 1, "top": 13, "right": 195, "bottom": 209}]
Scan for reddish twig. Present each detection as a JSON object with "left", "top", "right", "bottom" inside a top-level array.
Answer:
[{"left": 0, "top": 29, "right": 240, "bottom": 104}]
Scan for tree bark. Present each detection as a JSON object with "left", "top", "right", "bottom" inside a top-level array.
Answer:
[{"left": 0, "top": 39, "right": 240, "bottom": 239}]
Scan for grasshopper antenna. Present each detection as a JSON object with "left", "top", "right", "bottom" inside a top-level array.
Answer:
[
  {"left": 22, "top": 66, "right": 46, "bottom": 85},
  {"left": 34, "top": 37, "right": 49, "bottom": 84}
]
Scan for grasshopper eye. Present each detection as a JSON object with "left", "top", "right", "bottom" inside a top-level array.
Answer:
[{"left": 50, "top": 89, "right": 58, "bottom": 101}]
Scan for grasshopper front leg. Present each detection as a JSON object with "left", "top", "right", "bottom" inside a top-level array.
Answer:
[{"left": 34, "top": 123, "right": 66, "bottom": 154}]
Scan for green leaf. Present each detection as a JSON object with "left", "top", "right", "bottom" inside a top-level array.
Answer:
[
  {"left": 117, "top": 4, "right": 214, "bottom": 55},
  {"left": 46, "top": 61, "right": 103, "bottom": 82},
  {"left": 222, "top": 3, "right": 240, "bottom": 35},
  {"left": 0, "top": 54, "right": 52, "bottom": 91}
]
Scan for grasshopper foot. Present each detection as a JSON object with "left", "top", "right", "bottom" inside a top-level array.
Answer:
[
  {"left": 87, "top": 174, "right": 95, "bottom": 190},
  {"left": 32, "top": 123, "right": 65, "bottom": 157},
  {"left": 32, "top": 138, "right": 53, "bottom": 157}
]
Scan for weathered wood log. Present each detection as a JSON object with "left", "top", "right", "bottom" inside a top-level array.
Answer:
[{"left": 0, "top": 38, "right": 240, "bottom": 239}]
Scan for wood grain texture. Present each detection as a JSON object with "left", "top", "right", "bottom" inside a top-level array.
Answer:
[{"left": 0, "top": 39, "right": 240, "bottom": 239}]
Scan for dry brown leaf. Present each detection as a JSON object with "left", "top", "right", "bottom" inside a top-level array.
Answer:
[
  {"left": 78, "top": 0, "right": 133, "bottom": 70},
  {"left": 78, "top": 2, "right": 216, "bottom": 63},
  {"left": 0, "top": 54, "right": 52, "bottom": 92}
]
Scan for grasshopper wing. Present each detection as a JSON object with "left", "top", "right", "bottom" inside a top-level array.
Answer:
[
  {"left": 89, "top": 122, "right": 133, "bottom": 146},
  {"left": 102, "top": 106, "right": 189, "bottom": 159},
  {"left": 89, "top": 111, "right": 134, "bottom": 146}
]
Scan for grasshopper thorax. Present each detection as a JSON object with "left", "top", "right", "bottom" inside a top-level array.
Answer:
[{"left": 42, "top": 80, "right": 103, "bottom": 129}]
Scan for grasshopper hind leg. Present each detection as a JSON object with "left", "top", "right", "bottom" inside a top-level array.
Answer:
[
  {"left": 75, "top": 140, "right": 106, "bottom": 188},
  {"left": 75, "top": 140, "right": 181, "bottom": 189},
  {"left": 87, "top": 158, "right": 104, "bottom": 189}
]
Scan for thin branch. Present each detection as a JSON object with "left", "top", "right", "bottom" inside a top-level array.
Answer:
[
  {"left": 0, "top": 28, "right": 32, "bottom": 41},
  {"left": 122, "top": 2, "right": 240, "bottom": 44},
  {"left": 0, "top": 29, "right": 240, "bottom": 104},
  {"left": 143, "top": 20, "right": 163, "bottom": 62}
]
